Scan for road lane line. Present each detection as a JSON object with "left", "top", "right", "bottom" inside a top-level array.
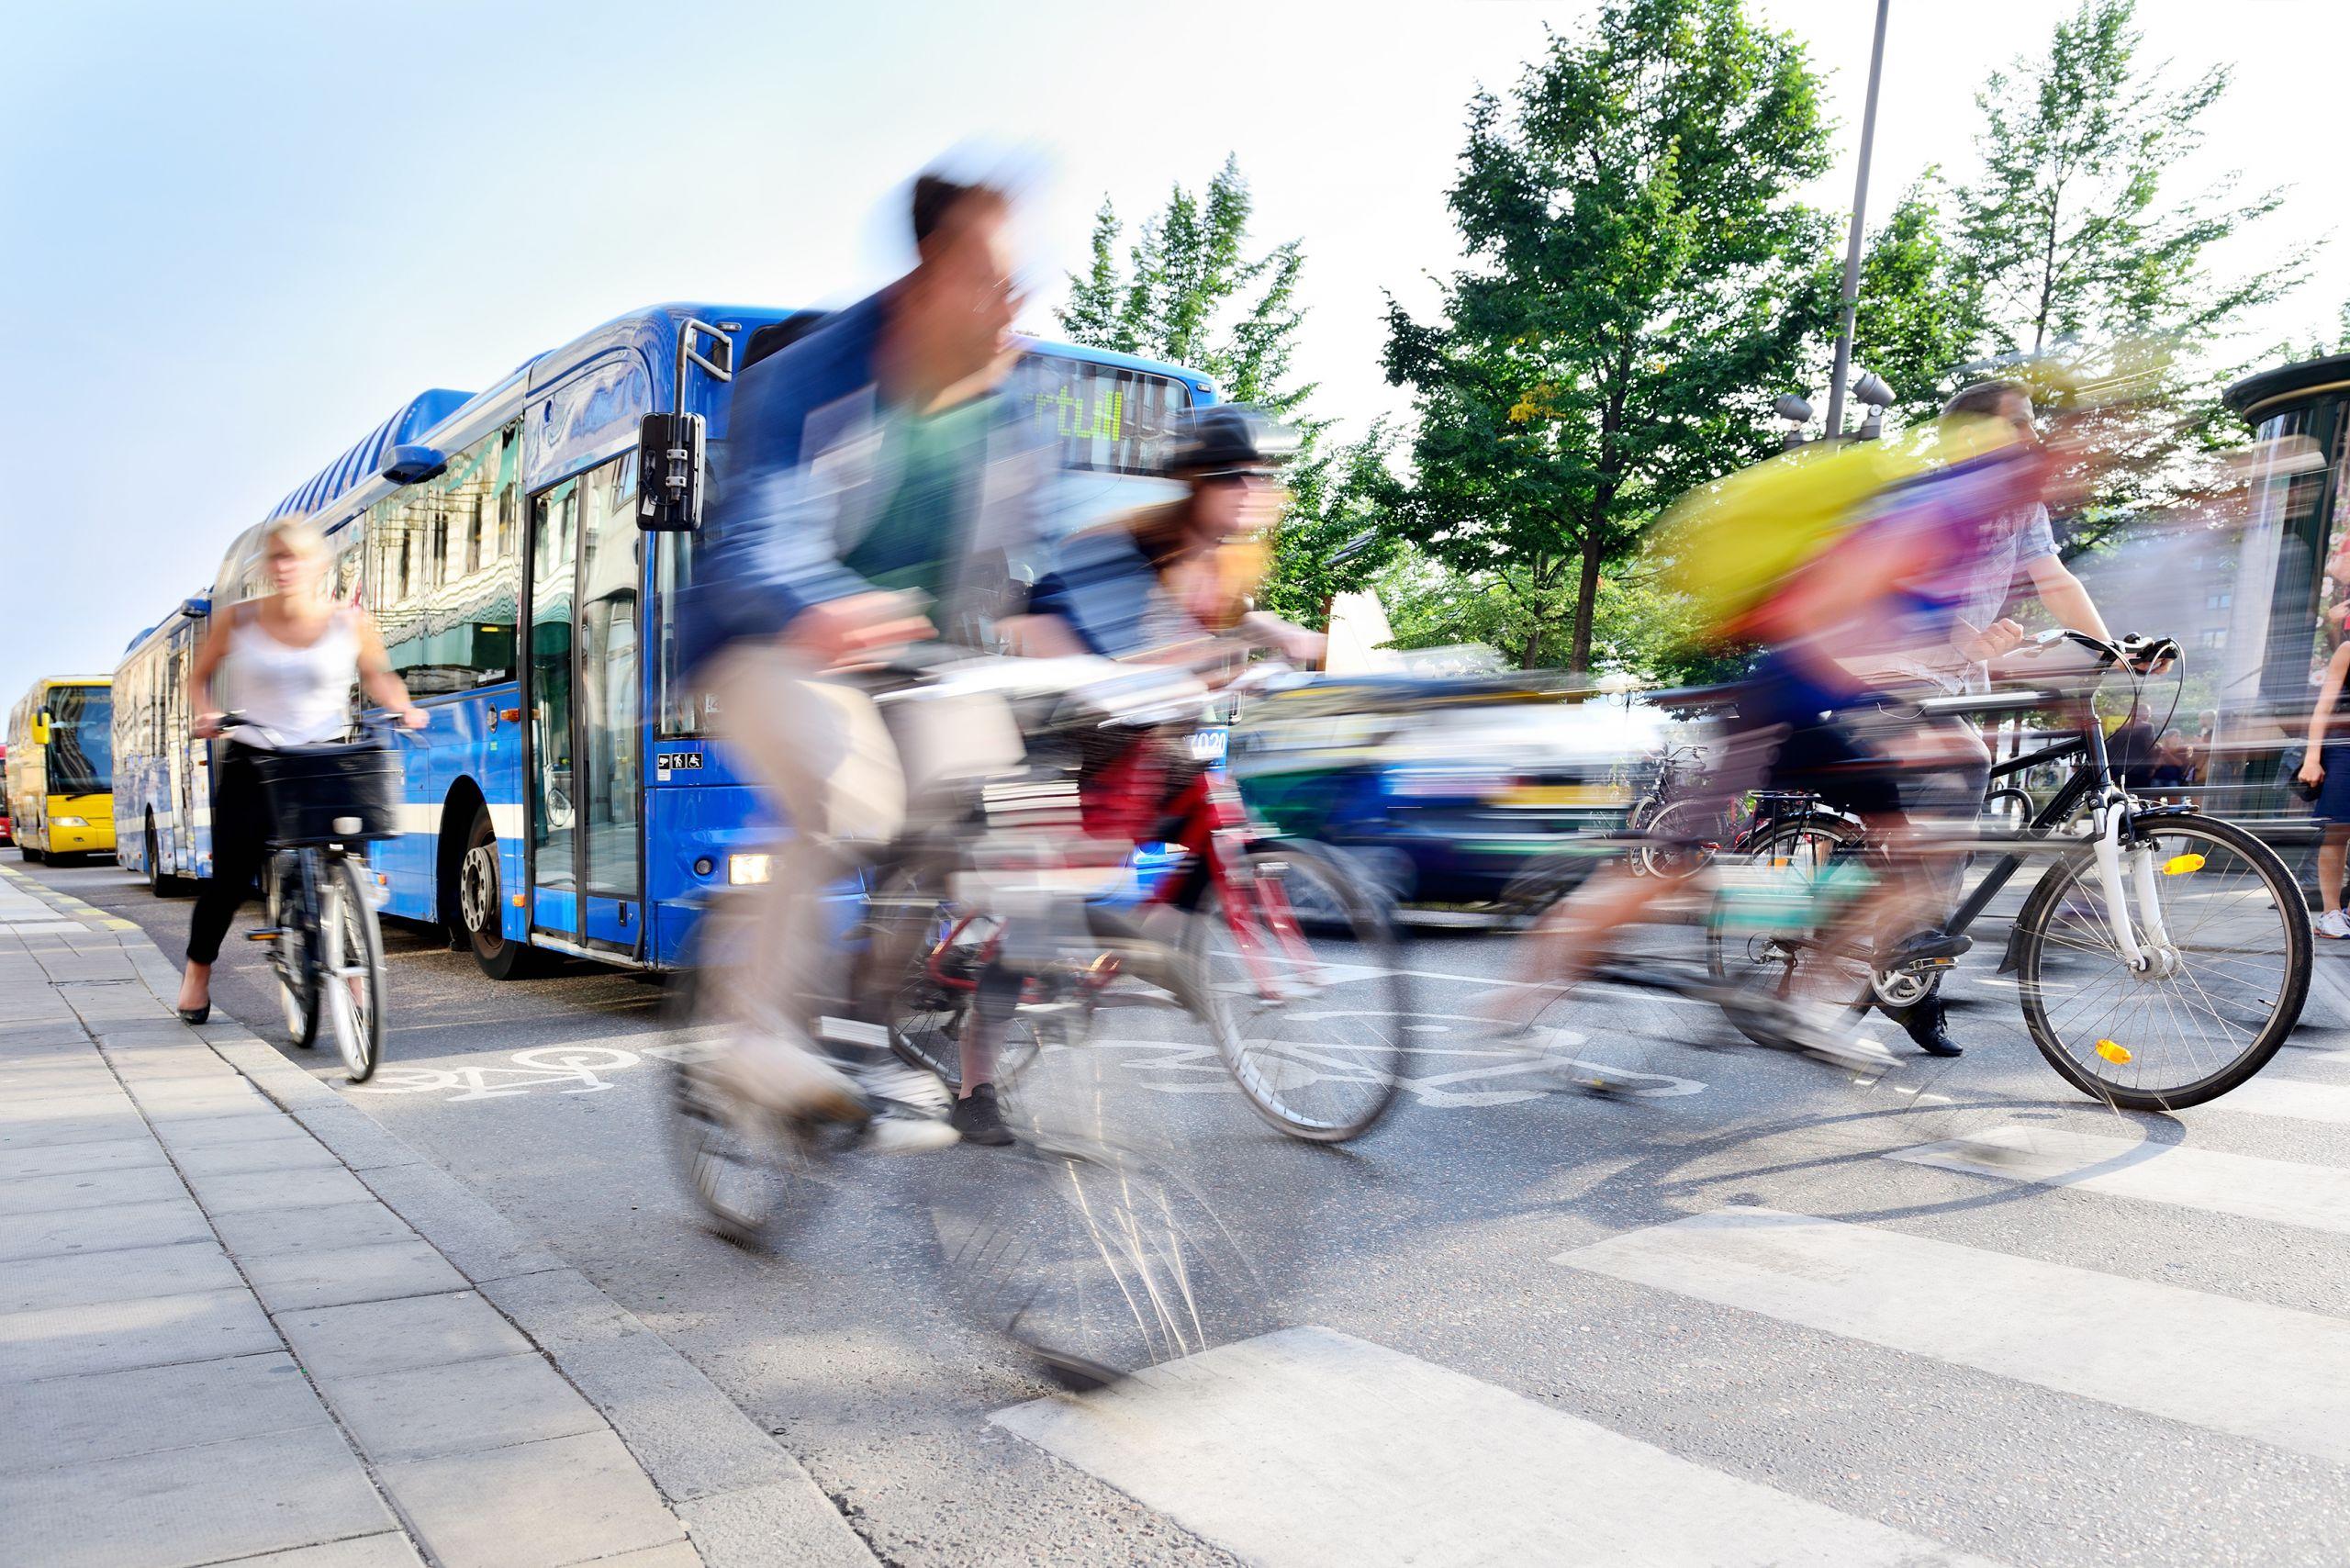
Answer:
[
  {"left": 1885, "top": 1124, "right": 2350, "bottom": 1236},
  {"left": 992, "top": 1325, "right": 1997, "bottom": 1568},
  {"left": 1555, "top": 1207, "right": 2350, "bottom": 1464}
]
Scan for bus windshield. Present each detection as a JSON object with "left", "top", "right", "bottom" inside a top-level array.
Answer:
[{"left": 44, "top": 686, "right": 112, "bottom": 794}]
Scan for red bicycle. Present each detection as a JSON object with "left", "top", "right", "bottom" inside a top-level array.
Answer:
[{"left": 867, "top": 701, "right": 1413, "bottom": 1144}]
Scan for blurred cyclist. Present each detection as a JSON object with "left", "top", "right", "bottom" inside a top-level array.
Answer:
[
  {"left": 1011, "top": 405, "right": 1325, "bottom": 669},
  {"left": 678, "top": 169, "right": 1059, "bottom": 1151}
]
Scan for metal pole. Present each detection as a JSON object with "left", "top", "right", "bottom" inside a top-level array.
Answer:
[{"left": 1824, "top": 0, "right": 1892, "bottom": 441}]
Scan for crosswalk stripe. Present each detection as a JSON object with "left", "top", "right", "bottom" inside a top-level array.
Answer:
[
  {"left": 2196, "top": 1073, "right": 2350, "bottom": 1125},
  {"left": 993, "top": 1325, "right": 1999, "bottom": 1567},
  {"left": 1555, "top": 1208, "right": 2350, "bottom": 1465},
  {"left": 1886, "top": 1125, "right": 2350, "bottom": 1236}
]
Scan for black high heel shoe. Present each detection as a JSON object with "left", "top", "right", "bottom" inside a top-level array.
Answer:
[{"left": 176, "top": 1002, "right": 209, "bottom": 1025}]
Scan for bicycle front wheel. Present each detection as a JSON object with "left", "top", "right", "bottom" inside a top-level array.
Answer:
[
  {"left": 264, "top": 853, "right": 320, "bottom": 1049},
  {"left": 2016, "top": 813, "right": 2311, "bottom": 1110},
  {"left": 322, "top": 857, "right": 386, "bottom": 1082},
  {"left": 1186, "top": 839, "right": 1412, "bottom": 1142}
]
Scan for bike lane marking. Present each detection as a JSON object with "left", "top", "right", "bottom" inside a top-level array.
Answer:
[
  {"left": 1556, "top": 1206, "right": 2350, "bottom": 1466},
  {"left": 992, "top": 1325, "right": 1998, "bottom": 1568}
]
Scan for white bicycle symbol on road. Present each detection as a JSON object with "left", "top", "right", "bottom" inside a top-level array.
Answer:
[{"left": 352, "top": 1046, "right": 643, "bottom": 1102}]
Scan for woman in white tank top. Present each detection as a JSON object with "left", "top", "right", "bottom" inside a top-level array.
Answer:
[{"left": 175, "top": 518, "right": 427, "bottom": 1021}]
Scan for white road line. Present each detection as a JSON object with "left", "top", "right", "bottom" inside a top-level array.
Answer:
[
  {"left": 1556, "top": 1207, "right": 2350, "bottom": 1465},
  {"left": 993, "top": 1326, "right": 1997, "bottom": 1568},
  {"left": 2190, "top": 1074, "right": 2350, "bottom": 1126},
  {"left": 1886, "top": 1124, "right": 2350, "bottom": 1236}
]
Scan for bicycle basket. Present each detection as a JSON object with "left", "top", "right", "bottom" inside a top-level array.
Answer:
[{"left": 251, "top": 738, "right": 403, "bottom": 847}]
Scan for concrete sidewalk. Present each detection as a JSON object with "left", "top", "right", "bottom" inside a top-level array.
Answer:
[{"left": 0, "top": 864, "right": 874, "bottom": 1568}]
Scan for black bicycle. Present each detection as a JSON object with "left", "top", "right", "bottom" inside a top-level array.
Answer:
[
  {"left": 1706, "top": 631, "right": 2312, "bottom": 1110},
  {"left": 238, "top": 718, "right": 401, "bottom": 1083}
]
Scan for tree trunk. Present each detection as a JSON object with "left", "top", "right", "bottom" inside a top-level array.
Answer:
[{"left": 1569, "top": 534, "right": 1605, "bottom": 677}]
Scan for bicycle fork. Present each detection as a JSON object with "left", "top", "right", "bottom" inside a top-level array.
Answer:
[{"left": 2087, "top": 796, "right": 2177, "bottom": 977}]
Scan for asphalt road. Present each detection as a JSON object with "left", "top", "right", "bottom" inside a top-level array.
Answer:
[{"left": 29, "top": 850, "right": 2350, "bottom": 1567}]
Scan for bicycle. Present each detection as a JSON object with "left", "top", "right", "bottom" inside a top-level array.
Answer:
[
  {"left": 233, "top": 716, "right": 401, "bottom": 1083},
  {"left": 1705, "top": 630, "right": 2312, "bottom": 1110}
]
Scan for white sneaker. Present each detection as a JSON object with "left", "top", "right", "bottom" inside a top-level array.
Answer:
[
  {"left": 2318, "top": 910, "right": 2350, "bottom": 941},
  {"left": 712, "top": 1033, "right": 866, "bottom": 1124}
]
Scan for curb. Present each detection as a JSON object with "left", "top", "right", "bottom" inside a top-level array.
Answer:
[{"left": 5, "top": 863, "right": 878, "bottom": 1568}]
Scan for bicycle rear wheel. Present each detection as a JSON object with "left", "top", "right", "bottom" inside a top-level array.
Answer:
[
  {"left": 322, "top": 857, "right": 384, "bottom": 1082},
  {"left": 264, "top": 853, "right": 320, "bottom": 1049},
  {"left": 1704, "top": 820, "right": 1874, "bottom": 1046},
  {"left": 2015, "top": 813, "right": 2311, "bottom": 1110},
  {"left": 1185, "top": 839, "right": 1411, "bottom": 1142},
  {"left": 855, "top": 856, "right": 1044, "bottom": 1093}
]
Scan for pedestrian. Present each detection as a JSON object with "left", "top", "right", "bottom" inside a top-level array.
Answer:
[
  {"left": 2298, "top": 626, "right": 2350, "bottom": 939},
  {"left": 177, "top": 518, "right": 428, "bottom": 1023}
]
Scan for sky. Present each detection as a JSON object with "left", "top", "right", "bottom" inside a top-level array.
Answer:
[{"left": 4, "top": 0, "right": 2345, "bottom": 692}]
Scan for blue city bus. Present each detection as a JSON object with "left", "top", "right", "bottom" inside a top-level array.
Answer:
[
  {"left": 114, "top": 594, "right": 214, "bottom": 891},
  {"left": 164, "top": 303, "right": 1212, "bottom": 977}
]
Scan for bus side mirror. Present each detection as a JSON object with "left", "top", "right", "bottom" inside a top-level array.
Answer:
[
  {"left": 382, "top": 444, "right": 449, "bottom": 486},
  {"left": 636, "top": 413, "right": 706, "bottom": 532},
  {"left": 29, "top": 711, "right": 50, "bottom": 745}
]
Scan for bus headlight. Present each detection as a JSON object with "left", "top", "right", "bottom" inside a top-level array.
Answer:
[
  {"left": 52, "top": 816, "right": 87, "bottom": 827},
  {"left": 726, "top": 853, "right": 772, "bottom": 885}
]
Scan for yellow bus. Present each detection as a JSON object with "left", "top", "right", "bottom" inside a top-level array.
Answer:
[{"left": 6, "top": 677, "right": 116, "bottom": 861}]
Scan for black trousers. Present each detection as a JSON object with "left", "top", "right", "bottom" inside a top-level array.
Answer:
[{"left": 186, "top": 742, "right": 272, "bottom": 965}]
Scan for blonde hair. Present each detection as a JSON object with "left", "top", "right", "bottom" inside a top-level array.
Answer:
[{"left": 263, "top": 516, "right": 327, "bottom": 560}]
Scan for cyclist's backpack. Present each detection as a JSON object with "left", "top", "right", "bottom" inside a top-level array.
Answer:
[{"left": 1658, "top": 419, "right": 2016, "bottom": 641}]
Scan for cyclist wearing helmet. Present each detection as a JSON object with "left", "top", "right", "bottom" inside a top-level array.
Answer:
[{"left": 1012, "top": 405, "right": 1326, "bottom": 669}]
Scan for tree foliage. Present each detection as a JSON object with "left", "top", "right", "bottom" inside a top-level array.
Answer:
[
  {"left": 1837, "top": 175, "right": 1986, "bottom": 427},
  {"left": 1058, "top": 157, "right": 1391, "bottom": 623},
  {"left": 1383, "top": 0, "right": 1835, "bottom": 673}
]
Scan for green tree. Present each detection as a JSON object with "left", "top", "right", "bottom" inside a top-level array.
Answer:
[
  {"left": 1837, "top": 175, "right": 1986, "bottom": 427},
  {"left": 1058, "top": 157, "right": 1392, "bottom": 622},
  {"left": 1383, "top": 0, "right": 1835, "bottom": 673}
]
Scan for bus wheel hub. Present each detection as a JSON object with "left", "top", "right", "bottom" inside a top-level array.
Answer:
[{"left": 460, "top": 845, "right": 498, "bottom": 931}]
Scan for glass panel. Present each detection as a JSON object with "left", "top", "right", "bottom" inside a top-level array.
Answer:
[
  {"left": 369, "top": 425, "right": 522, "bottom": 695},
  {"left": 530, "top": 481, "right": 579, "bottom": 894},
  {"left": 46, "top": 686, "right": 111, "bottom": 794},
  {"left": 577, "top": 455, "right": 643, "bottom": 903}
]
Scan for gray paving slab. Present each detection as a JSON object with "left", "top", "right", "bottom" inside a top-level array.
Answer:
[
  {"left": 0, "top": 1195, "right": 212, "bottom": 1262},
  {"left": 379, "top": 1429, "right": 687, "bottom": 1568},
  {"left": 0, "top": 1063, "right": 124, "bottom": 1098},
  {"left": 4, "top": 1238, "right": 241, "bottom": 1315},
  {"left": 169, "top": 1132, "right": 341, "bottom": 1179},
  {"left": 149, "top": 1110, "right": 316, "bottom": 1151},
  {"left": 323, "top": 1350, "right": 606, "bottom": 1463},
  {"left": 212, "top": 1539, "right": 427, "bottom": 1568},
  {"left": 0, "top": 1161, "right": 190, "bottom": 1215},
  {"left": 278, "top": 1290, "right": 530, "bottom": 1383},
  {"left": 242, "top": 1238, "right": 470, "bottom": 1314},
  {"left": 0, "top": 1087, "right": 136, "bottom": 1124},
  {"left": 577, "top": 1544, "right": 704, "bottom": 1568},
  {"left": 211, "top": 1199, "right": 420, "bottom": 1260},
  {"left": 0, "top": 1423, "right": 397, "bottom": 1568},
  {"left": 357, "top": 1161, "right": 564, "bottom": 1283},
  {"left": 0, "top": 1132, "right": 165, "bottom": 1181},
  {"left": 278, "top": 1101, "right": 430, "bottom": 1172},
  {"left": 128, "top": 1081, "right": 271, "bottom": 1121},
  {"left": 186, "top": 1165, "right": 376, "bottom": 1217},
  {"left": 0, "top": 1286, "right": 279, "bottom": 1383},
  {"left": 0, "top": 1106, "right": 148, "bottom": 1148},
  {"left": 0, "top": 1351, "right": 330, "bottom": 1475},
  {"left": 677, "top": 1478, "right": 880, "bottom": 1568}
]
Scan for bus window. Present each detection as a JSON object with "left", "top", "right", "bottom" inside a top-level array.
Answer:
[
  {"left": 46, "top": 686, "right": 112, "bottom": 795},
  {"left": 368, "top": 422, "right": 523, "bottom": 696}
]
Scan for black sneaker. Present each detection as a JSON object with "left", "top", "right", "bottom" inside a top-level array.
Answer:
[
  {"left": 1883, "top": 928, "right": 1974, "bottom": 969},
  {"left": 1898, "top": 993, "right": 1964, "bottom": 1058},
  {"left": 950, "top": 1083, "right": 1015, "bottom": 1147}
]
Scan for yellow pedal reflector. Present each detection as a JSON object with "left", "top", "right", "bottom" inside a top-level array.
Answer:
[
  {"left": 2096, "top": 1038, "right": 2132, "bottom": 1064},
  {"left": 2162, "top": 854, "right": 2205, "bottom": 876}
]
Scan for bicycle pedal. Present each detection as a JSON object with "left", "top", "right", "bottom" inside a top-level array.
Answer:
[
  {"left": 245, "top": 928, "right": 284, "bottom": 943},
  {"left": 1897, "top": 956, "right": 1960, "bottom": 975}
]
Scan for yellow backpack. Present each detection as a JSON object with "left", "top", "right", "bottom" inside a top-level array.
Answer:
[{"left": 1658, "top": 418, "right": 2018, "bottom": 639}]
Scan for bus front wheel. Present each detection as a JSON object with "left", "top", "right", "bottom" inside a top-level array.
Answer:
[{"left": 459, "top": 807, "right": 537, "bottom": 980}]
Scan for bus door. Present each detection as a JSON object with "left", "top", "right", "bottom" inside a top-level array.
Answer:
[{"left": 524, "top": 455, "right": 645, "bottom": 955}]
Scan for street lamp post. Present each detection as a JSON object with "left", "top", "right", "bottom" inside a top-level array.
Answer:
[{"left": 1824, "top": 0, "right": 1892, "bottom": 441}]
